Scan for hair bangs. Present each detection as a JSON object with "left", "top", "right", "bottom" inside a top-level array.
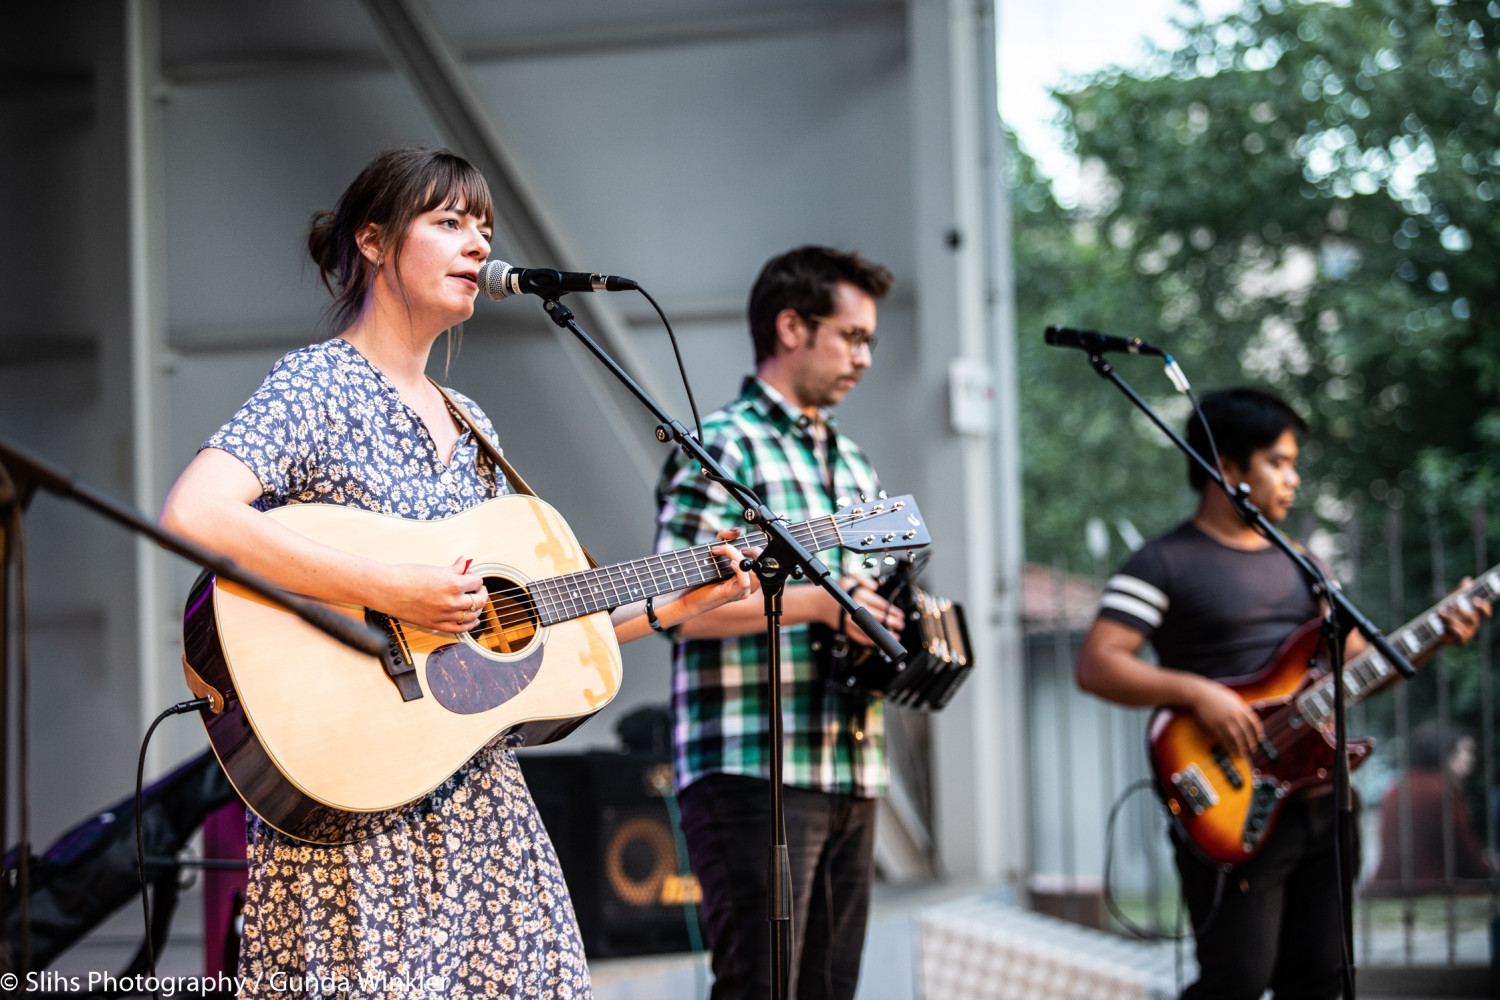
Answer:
[{"left": 422, "top": 156, "right": 494, "bottom": 229}]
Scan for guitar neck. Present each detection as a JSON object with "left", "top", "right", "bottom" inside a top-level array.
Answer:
[
  {"left": 528, "top": 517, "right": 842, "bottom": 627},
  {"left": 1298, "top": 564, "right": 1500, "bottom": 725}
]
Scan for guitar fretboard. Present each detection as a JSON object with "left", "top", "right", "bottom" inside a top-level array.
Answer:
[
  {"left": 528, "top": 517, "right": 848, "bottom": 627},
  {"left": 1297, "top": 566, "right": 1500, "bottom": 726}
]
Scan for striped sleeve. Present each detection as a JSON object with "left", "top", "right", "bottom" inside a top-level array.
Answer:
[{"left": 1096, "top": 546, "right": 1170, "bottom": 635}]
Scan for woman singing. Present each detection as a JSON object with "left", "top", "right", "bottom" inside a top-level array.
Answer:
[{"left": 160, "top": 146, "right": 754, "bottom": 999}]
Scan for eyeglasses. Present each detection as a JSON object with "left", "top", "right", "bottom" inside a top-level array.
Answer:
[{"left": 803, "top": 314, "right": 878, "bottom": 354}]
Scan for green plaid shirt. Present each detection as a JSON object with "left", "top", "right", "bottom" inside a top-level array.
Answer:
[{"left": 654, "top": 376, "right": 887, "bottom": 798}]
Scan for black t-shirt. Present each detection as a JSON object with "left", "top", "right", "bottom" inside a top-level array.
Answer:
[{"left": 1096, "top": 521, "right": 1324, "bottom": 681}]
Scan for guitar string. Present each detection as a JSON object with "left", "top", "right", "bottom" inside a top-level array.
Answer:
[
  {"left": 501, "top": 507, "right": 916, "bottom": 628},
  {"left": 362, "top": 523, "right": 809, "bottom": 645},
  {"left": 382, "top": 510, "right": 918, "bottom": 637},
  {"left": 1253, "top": 591, "right": 1478, "bottom": 757},
  {"left": 471, "top": 520, "right": 849, "bottom": 633},
  {"left": 1193, "top": 576, "right": 1499, "bottom": 776}
]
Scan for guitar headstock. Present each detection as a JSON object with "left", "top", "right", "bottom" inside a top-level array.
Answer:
[{"left": 833, "top": 494, "right": 931, "bottom": 553}]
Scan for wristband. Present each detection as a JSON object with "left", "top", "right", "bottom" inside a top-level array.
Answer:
[{"left": 646, "top": 595, "right": 666, "bottom": 633}]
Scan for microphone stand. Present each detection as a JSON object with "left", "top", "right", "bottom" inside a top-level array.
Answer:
[
  {"left": 537, "top": 295, "right": 905, "bottom": 1000},
  {"left": 0, "top": 437, "right": 388, "bottom": 978},
  {"left": 1073, "top": 348, "right": 1411, "bottom": 1000}
]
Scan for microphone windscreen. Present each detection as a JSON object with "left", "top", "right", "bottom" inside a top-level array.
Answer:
[{"left": 477, "top": 260, "right": 516, "bottom": 300}]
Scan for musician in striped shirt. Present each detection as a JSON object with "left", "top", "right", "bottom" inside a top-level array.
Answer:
[{"left": 1076, "top": 386, "right": 1487, "bottom": 1000}]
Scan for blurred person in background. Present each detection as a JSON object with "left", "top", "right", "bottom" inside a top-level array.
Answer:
[{"left": 1370, "top": 719, "right": 1490, "bottom": 891}]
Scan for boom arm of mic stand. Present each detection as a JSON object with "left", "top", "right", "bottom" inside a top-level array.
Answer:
[
  {"left": 538, "top": 297, "right": 907, "bottom": 663},
  {"left": 1080, "top": 352, "right": 1415, "bottom": 679},
  {"left": 0, "top": 438, "right": 386, "bottom": 660}
]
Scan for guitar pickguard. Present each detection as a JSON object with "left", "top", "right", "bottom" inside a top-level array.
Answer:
[{"left": 426, "top": 640, "right": 545, "bottom": 715}]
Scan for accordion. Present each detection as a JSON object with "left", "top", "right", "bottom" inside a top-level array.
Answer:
[{"left": 811, "top": 556, "right": 973, "bottom": 710}]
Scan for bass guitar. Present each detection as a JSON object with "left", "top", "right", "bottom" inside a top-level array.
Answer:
[
  {"left": 181, "top": 493, "right": 928, "bottom": 845},
  {"left": 1149, "top": 565, "right": 1499, "bottom": 866}
]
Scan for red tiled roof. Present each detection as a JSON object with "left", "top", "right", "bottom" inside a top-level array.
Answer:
[{"left": 1020, "top": 563, "right": 1100, "bottom": 632}]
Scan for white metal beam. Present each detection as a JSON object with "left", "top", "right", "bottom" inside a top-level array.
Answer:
[
  {"left": 908, "top": 0, "right": 1020, "bottom": 882},
  {"left": 160, "top": 4, "right": 907, "bottom": 85},
  {"left": 979, "top": 0, "right": 1031, "bottom": 886},
  {"left": 126, "top": 0, "right": 173, "bottom": 770}
]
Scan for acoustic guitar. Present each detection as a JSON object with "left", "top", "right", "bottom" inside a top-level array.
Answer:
[
  {"left": 181, "top": 492, "right": 929, "bottom": 844},
  {"left": 1148, "top": 565, "right": 1499, "bottom": 866}
]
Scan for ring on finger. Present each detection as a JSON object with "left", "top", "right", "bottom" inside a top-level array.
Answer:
[{"left": 467, "top": 593, "right": 477, "bottom": 612}]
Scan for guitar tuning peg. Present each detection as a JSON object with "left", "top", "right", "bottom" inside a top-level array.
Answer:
[
  {"left": 884, "top": 556, "right": 897, "bottom": 565},
  {"left": 836, "top": 496, "right": 850, "bottom": 508},
  {"left": 877, "top": 490, "right": 888, "bottom": 499},
  {"left": 859, "top": 493, "right": 869, "bottom": 502},
  {"left": 863, "top": 558, "right": 877, "bottom": 569}
]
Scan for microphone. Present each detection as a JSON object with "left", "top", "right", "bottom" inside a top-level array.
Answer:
[
  {"left": 477, "top": 260, "right": 638, "bottom": 300},
  {"left": 1044, "top": 326, "right": 1165, "bottom": 357}
]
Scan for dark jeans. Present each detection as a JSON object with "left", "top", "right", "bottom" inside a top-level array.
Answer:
[
  {"left": 677, "top": 773, "right": 877, "bottom": 1000},
  {"left": 1176, "top": 793, "right": 1358, "bottom": 1000}
]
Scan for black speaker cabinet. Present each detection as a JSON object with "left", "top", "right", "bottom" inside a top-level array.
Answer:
[{"left": 516, "top": 750, "right": 701, "bottom": 958}]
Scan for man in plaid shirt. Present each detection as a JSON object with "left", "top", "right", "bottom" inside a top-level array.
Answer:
[{"left": 655, "top": 246, "right": 904, "bottom": 1000}]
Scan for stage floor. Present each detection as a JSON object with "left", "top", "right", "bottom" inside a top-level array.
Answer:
[{"left": 36, "top": 878, "right": 1488, "bottom": 999}]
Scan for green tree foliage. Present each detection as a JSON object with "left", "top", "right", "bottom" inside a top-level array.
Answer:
[
  {"left": 1018, "top": 0, "right": 1500, "bottom": 575},
  {"left": 1015, "top": 0, "right": 1500, "bottom": 731}
]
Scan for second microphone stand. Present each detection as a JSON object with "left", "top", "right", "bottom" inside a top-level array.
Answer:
[
  {"left": 1078, "top": 349, "right": 1413, "bottom": 1000},
  {"left": 538, "top": 295, "right": 905, "bottom": 1000}
]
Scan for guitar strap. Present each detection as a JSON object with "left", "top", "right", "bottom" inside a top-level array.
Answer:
[{"left": 435, "top": 383, "right": 600, "bottom": 570}]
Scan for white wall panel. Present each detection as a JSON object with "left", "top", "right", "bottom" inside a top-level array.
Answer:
[{"left": 2, "top": 1, "right": 1019, "bottom": 893}]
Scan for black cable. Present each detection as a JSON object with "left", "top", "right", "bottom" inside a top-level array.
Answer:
[
  {"left": 1102, "top": 778, "right": 1227, "bottom": 945},
  {"left": 1103, "top": 779, "right": 1181, "bottom": 941},
  {"left": 1184, "top": 387, "right": 1238, "bottom": 514},
  {"left": 635, "top": 286, "right": 704, "bottom": 442},
  {"left": 632, "top": 284, "right": 771, "bottom": 518},
  {"left": 134, "top": 697, "right": 212, "bottom": 998}
]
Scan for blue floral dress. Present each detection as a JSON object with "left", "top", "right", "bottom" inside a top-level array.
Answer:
[{"left": 204, "top": 337, "right": 592, "bottom": 999}]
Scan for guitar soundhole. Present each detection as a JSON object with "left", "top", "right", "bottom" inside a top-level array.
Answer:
[{"left": 471, "top": 575, "right": 539, "bottom": 655}]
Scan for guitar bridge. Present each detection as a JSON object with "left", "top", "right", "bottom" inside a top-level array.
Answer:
[
  {"left": 366, "top": 608, "right": 424, "bottom": 702},
  {"left": 1171, "top": 763, "right": 1219, "bottom": 816}
]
